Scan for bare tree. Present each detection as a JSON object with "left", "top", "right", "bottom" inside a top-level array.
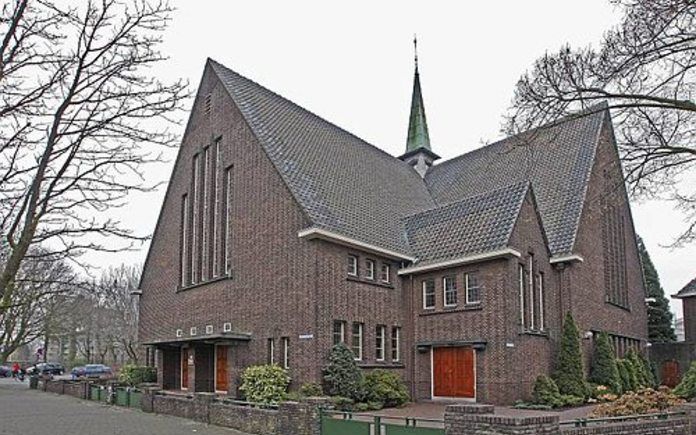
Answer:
[
  {"left": 97, "top": 264, "right": 141, "bottom": 364},
  {"left": 506, "top": 0, "right": 695, "bottom": 244},
  {"left": 0, "top": 0, "right": 188, "bottom": 314}
]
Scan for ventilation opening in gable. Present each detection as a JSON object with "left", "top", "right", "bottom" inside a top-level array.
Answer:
[{"left": 204, "top": 93, "right": 212, "bottom": 116}]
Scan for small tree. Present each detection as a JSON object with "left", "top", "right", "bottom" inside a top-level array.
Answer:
[
  {"left": 553, "top": 312, "right": 586, "bottom": 398},
  {"left": 674, "top": 362, "right": 696, "bottom": 399},
  {"left": 532, "top": 375, "right": 564, "bottom": 408},
  {"left": 638, "top": 237, "right": 676, "bottom": 342},
  {"left": 323, "top": 343, "right": 363, "bottom": 400},
  {"left": 589, "top": 332, "right": 621, "bottom": 393},
  {"left": 626, "top": 350, "right": 653, "bottom": 388},
  {"left": 617, "top": 360, "right": 632, "bottom": 393}
]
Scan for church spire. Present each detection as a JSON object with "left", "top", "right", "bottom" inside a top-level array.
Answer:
[
  {"left": 400, "top": 36, "right": 439, "bottom": 178},
  {"left": 406, "top": 35, "right": 431, "bottom": 153}
]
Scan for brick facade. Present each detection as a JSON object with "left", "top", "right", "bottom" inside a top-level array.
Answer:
[{"left": 138, "top": 62, "right": 648, "bottom": 406}]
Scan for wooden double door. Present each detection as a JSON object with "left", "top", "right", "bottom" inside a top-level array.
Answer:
[
  {"left": 433, "top": 346, "right": 475, "bottom": 399},
  {"left": 215, "top": 345, "right": 229, "bottom": 393}
]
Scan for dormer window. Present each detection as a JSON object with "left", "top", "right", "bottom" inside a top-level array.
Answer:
[
  {"left": 365, "top": 259, "right": 375, "bottom": 280},
  {"left": 380, "top": 264, "right": 391, "bottom": 284}
]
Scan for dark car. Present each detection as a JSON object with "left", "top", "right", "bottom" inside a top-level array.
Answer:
[
  {"left": 70, "top": 366, "right": 86, "bottom": 378},
  {"left": 26, "top": 362, "right": 64, "bottom": 376},
  {"left": 0, "top": 365, "right": 11, "bottom": 377},
  {"left": 84, "top": 364, "right": 112, "bottom": 378}
]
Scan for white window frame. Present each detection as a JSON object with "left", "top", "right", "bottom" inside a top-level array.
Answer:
[
  {"left": 223, "top": 166, "right": 233, "bottom": 276},
  {"left": 443, "top": 276, "right": 458, "bottom": 307},
  {"left": 201, "top": 146, "right": 210, "bottom": 281},
  {"left": 352, "top": 322, "right": 363, "bottom": 361},
  {"left": 268, "top": 338, "right": 275, "bottom": 365},
  {"left": 347, "top": 255, "right": 358, "bottom": 276},
  {"left": 212, "top": 140, "right": 220, "bottom": 278},
  {"left": 282, "top": 337, "right": 289, "bottom": 369},
  {"left": 422, "top": 280, "right": 435, "bottom": 309},
  {"left": 333, "top": 320, "right": 346, "bottom": 346},
  {"left": 365, "top": 259, "right": 375, "bottom": 280},
  {"left": 391, "top": 326, "right": 401, "bottom": 362},
  {"left": 376, "top": 325, "right": 386, "bottom": 361},
  {"left": 205, "top": 324, "right": 213, "bottom": 334},
  {"left": 380, "top": 263, "right": 391, "bottom": 283},
  {"left": 465, "top": 272, "right": 482, "bottom": 304},
  {"left": 223, "top": 322, "right": 232, "bottom": 332},
  {"left": 190, "top": 327, "right": 197, "bottom": 336}
]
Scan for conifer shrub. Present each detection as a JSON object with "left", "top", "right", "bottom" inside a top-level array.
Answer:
[
  {"left": 299, "top": 382, "right": 323, "bottom": 397},
  {"left": 589, "top": 332, "right": 621, "bottom": 393},
  {"left": 617, "top": 359, "right": 633, "bottom": 393},
  {"left": 532, "top": 375, "right": 564, "bottom": 408},
  {"left": 674, "top": 361, "right": 696, "bottom": 399},
  {"left": 553, "top": 312, "right": 587, "bottom": 398},
  {"left": 323, "top": 343, "right": 364, "bottom": 400},
  {"left": 239, "top": 364, "right": 291, "bottom": 404}
]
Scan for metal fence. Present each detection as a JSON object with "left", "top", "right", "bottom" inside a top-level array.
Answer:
[{"left": 320, "top": 409, "right": 445, "bottom": 435}]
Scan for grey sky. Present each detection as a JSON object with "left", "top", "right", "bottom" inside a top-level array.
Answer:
[{"left": 91, "top": 0, "right": 695, "bottom": 318}]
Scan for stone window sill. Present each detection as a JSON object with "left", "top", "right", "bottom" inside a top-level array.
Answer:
[
  {"left": 519, "top": 329, "right": 549, "bottom": 338},
  {"left": 177, "top": 274, "right": 233, "bottom": 293},
  {"left": 357, "top": 362, "right": 405, "bottom": 369},
  {"left": 419, "top": 304, "right": 483, "bottom": 316},
  {"left": 606, "top": 300, "right": 631, "bottom": 312},
  {"left": 346, "top": 275, "right": 394, "bottom": 289}
]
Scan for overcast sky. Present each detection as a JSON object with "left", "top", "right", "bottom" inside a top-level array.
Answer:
[{"left": 92, "top": 0, "right": 695, "bottom": 318}]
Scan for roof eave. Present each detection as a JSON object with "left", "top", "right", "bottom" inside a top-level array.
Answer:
[
  {"left": 298, "top": 227, "right": 417, "bottom": 262},
  {"left": 398, "top": 248, "right": 521, "bottom": 275},
  {"left": 549, "top": 254, "right": 585, "bottom": 265}
]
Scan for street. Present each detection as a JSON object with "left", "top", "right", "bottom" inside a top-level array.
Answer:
[{"left": 0, "top": 378, "right": 248, "bottom": 435}]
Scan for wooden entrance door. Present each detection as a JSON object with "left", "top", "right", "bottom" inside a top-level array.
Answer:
[
  {"left": 215, "top": 345, "right": 228, "bottom": 393},
  {"left": 433, "top": 346, "right": 475, "bottom": 398},
  {"left": 661, "top": 360, "right": 680, "bottom": 388},
  {"left": 181, "top": 348, "right": 189, "bottom": 390}
]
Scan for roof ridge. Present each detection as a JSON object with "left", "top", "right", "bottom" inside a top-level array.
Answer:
[
  {"left": 208, "top": 59, "right": 423, "bottom": 174},
  {"left": 427, "top": 103, "right": 608, "bottom": 178}
]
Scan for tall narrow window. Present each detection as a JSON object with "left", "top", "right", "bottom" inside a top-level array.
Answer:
[
  {"left": 519, "top": 264, "right": 525, "bottom": 326},
  {"left": 443, "top": 276, "right": 457, "bottom": 307},
  {"left": 465, "top": 272, "right": 481, "bottom": 304},
  {"left": 333, "top": 320, "right": 345, "bottom": 346},
  {"left": 223, "top": 166, "right": 233, "bottom": 275},
  {"left": 422, "top": 279, "right": 435, "bottom": 309},
  {"left": 211, "top": 139, "right": 220, "bottom": 277},
  {"left": 267, "top": 338, "right": 275, "bottom": 365},
  {"left": 352, "top": 322, "right": 363, "bottom": 361},
  {"left": 538, "top": 272, "right": 545, "bottom": 331},
  {"left": 380, "top": 264, "right": 391, "bottom": 283},
  {"left": 282, "top": 337, "right": 289, "bottom": 369},
  {"left": 191, "top": 154, "right": 200, "bottom": 284},
  {"left": 201, "top": 146, "right": 210, "bottom": 281},
  {"left": 375, "top": 325, "right": 386, "bottom": 361},
  {"left": 528, "top": 254, "right": 535, "bottom": 329},
  {"left": 365, "top": 259, "right": 375, "bottom": 280},
  {"left": 347, "top": 255, "right": 358, "bottom": 276},
  {"left": 391, "top": 326, "right": 401, "bottom": 362},
  {"left": 180, "top": 194, "right": 188, "bottom": 287}
]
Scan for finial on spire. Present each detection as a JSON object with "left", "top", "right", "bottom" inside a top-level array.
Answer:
[{"left": 413, "top": 34, "right": 418, "bottom": 70}]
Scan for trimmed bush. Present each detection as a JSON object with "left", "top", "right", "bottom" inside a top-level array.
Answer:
[
  {"left": 674, "top": 361, "right": 696, "bottom": 399},
  {"left": 591, "top": 387, "right": 683, "bottom": 417},
  {"left": 361, "top": 369, "right": 409, "bottom": 408},
  {"left": 239, "top": 364, "right": 290, "bottom": 404},
  {"left": 299, "top": 382, "right": 323, "bottom": 397},
  {"left": 589, "top": 332, "right": 621, "bottom": 393},
  {"left": 119, "top": 365, "right": 157, "bottom": 386},
  {"left": 553, "top": 312, "right": 587, "bottom": 398},
  {"left": 532, "top": 375, "right": 563, "bottom": 408},
  {"left": 323, "top": 343, "right": 364, "bottom": 400}
]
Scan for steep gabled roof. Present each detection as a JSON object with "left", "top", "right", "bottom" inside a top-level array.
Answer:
[
  {"left": 425, "top": 108, "right": 606, "bottom": 257},
  {"left": 403, "top": 182, "right": 531, "bottom": 267},
  {"left": 674, "top": 277, "right": 696, "bottom": 299},
  {"left": 209, "top": 59, "right": 435, "bottom": 255},
  {"left": 208, "top": 58, "right": 607, "bottom": 261}
]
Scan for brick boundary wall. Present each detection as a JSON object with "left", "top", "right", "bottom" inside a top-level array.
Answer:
[
  {"left": 444, "top": 404, "right": 694, "bottom": 435},
  {"left": 29, "top": 381, "right": 696, "bottom": 435}
]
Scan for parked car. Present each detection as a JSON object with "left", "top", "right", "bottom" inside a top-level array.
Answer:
[
  {"left": 70, "top": 366, "right": 86, "bottom": 378},
  {"left": 25, "top": 362, "right": 65, "bottom": 376},
  {"left": 0, "top": 365, "right": 11, "bottom": 377},
  {"left": 84, "top": 364, "right": 113, "bottom": 378}
]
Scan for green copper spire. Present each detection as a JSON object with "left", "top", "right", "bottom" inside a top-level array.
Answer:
[{"left": 406, "top": 36, "right": 431, "bottom": 153}]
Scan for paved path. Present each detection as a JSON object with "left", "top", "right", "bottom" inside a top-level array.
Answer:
[{"left": 0, "top": 379, "right": 248, "bottom": 435}]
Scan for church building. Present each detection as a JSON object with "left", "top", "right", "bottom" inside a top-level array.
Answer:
[{"left": 138, "top": 51, "right": 648, "bottom": 404}]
